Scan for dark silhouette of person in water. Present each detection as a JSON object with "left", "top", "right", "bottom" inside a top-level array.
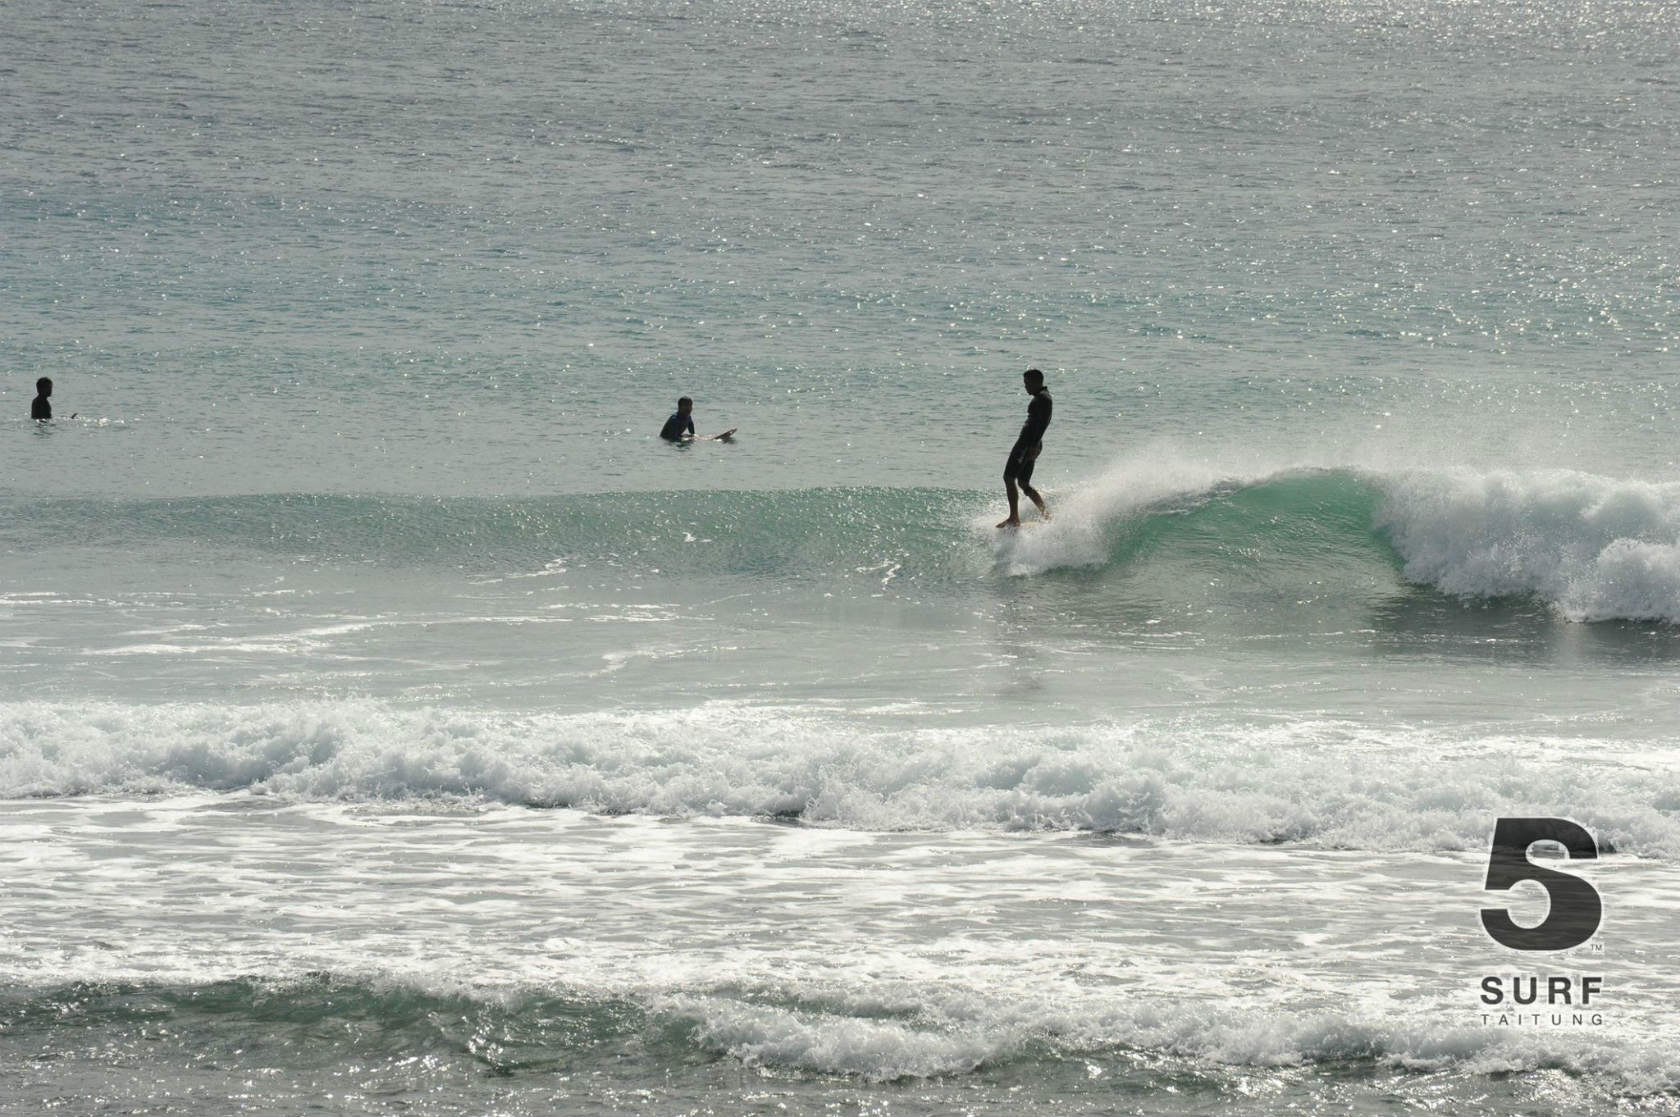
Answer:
[
  {"left": 32, "top": 377, "right": 54, "bottom": 421},
  {"left": 660, "top": 396, "right": 734, "bottom": 442},
  {"left": 998, "top": 368, "right": 1051, "bottom": 527},
  {"left": 660, "top": 396, "right": 696, "bottom": 441}
]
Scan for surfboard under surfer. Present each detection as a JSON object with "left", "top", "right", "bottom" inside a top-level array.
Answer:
[{"left": 998, "top": 368, "right": 1051, "bottom": 528}]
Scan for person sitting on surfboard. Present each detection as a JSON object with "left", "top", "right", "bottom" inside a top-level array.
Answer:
[
  {"left": 660, "top": 396, "right": 734, "bottom": 442},
  {"left": 660, "top": 397, "right": 696, "bottom": 441},
  {"left": 998, "top": 368, "right": 1051, "bottom": 527}
]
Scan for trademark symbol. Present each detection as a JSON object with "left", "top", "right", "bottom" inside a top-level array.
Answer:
[{"left": 1590, "top": 942, "right": 1605, "bottom": 954}]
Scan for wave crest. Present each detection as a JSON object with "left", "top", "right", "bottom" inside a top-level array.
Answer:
[
  {"left": 990, "top": 462, "right": 1680, "bottom": 622},
  {"left": 1378, "top": 469, "right": 1680, "bottom": 621}
]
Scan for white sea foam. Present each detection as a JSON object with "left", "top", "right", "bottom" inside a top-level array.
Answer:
[
  {"left": 6, "top": 790, "right": 1676, "bottom": 1100},
  {"left": 662, "top": 992, "right": 1679, "bottom": 1092},
  {"left": 981, "top": 451, "right": 1231, "bottom": 575},
  {"left": 1378, "top": 468, "right": 1680, "bottom": 622},
  {"left": 4, "top": 699, "right": 1676, "bottom": 855}
]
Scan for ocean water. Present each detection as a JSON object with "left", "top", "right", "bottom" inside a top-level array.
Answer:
[{"left": 4, "top": 0, "right": 1680, "bottom": 1113}]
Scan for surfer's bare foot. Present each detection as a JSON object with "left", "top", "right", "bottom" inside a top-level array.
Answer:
[{"left": 997, "top": 517, "right": 1020, "bottom": 528}]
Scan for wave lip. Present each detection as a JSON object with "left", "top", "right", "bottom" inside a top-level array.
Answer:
[
  {"left": 1378, "top": 468, "right": 1680, "bottom": 622},
  {"left": 985, "top": 461, "right": 1680, "bottom": 623}
]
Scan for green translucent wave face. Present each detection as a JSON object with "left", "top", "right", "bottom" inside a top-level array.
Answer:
[{"left": 0, "top": 473, "right": 1396, "bottom": 575}]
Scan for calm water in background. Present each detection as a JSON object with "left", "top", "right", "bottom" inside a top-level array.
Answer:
[{"left": 3, "top": 0, "right": 1680, "bottom": 1113}]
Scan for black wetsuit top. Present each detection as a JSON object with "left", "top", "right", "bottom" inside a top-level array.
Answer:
[
  {"left": 31, "top": 396, "right": 50, "bottom": 421},
  {"left": 660, "top": 411, "right": 694, "bottom": 441},
  {"left": 1011, "top": 389, "right": 1051, "bottom": 456}
]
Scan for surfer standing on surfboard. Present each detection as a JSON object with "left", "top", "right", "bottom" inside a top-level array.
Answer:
[
  {"left": 659, "top": 396, "right": 735, "bottom": 442},
  {"left": 998, "top": 368, "right": 1052, "bottom": 528}
]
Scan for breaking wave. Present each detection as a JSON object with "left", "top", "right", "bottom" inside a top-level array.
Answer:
[{"left": 10, "top": 463, "right": 1680, "bottom": 621}]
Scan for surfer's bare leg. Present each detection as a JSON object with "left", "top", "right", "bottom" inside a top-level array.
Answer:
[{"left": 999, "top": 478, "right": 1022, "bottom": 528}]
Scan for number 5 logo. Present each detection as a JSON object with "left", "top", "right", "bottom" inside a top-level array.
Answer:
[{"left": 1481, "top": 817, "right": 1602, "bottom": 951}]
